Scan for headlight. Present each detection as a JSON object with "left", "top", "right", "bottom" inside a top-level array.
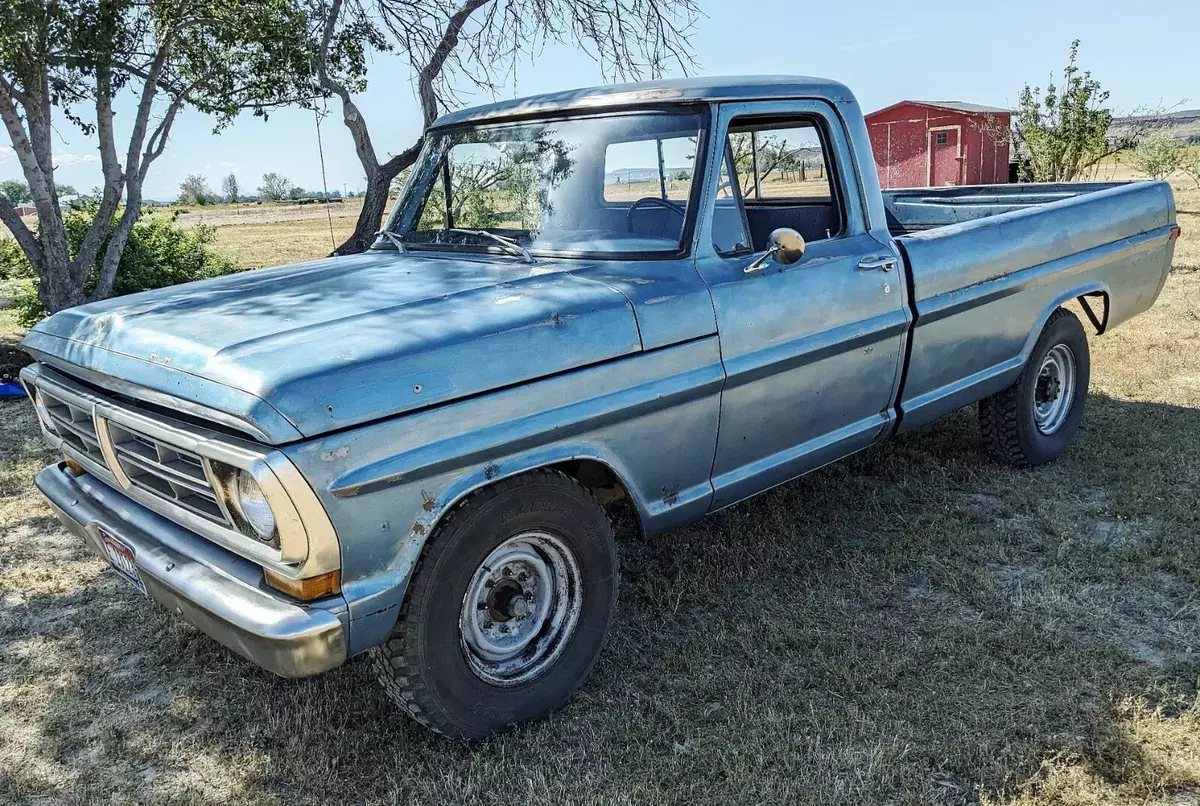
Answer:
[{"left": 234, "top": 470, "right": 277, "bottom": 540}]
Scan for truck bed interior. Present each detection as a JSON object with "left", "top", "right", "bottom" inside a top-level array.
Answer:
[{"left": 883, "top": 182, "right": 1131, "bottom": 236}]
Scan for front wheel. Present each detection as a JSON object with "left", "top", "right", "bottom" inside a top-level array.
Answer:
[
  {"left": 370, "top": 469, "right": 617, "bottom": 739},
  {"left": 979, "top": 307, "right": 1090, "bottom": 467}
]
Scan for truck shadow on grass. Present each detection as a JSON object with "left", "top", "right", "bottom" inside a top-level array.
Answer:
[{"left": 2, "top": 391, "right": 1199, "bottom": 805}]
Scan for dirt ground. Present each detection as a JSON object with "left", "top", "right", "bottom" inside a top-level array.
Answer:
[{"left": 0, "top": 189, "right": 1198, "bottom": 805}]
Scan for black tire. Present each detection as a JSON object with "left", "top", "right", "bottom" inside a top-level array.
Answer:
[
  {"left": 370, "top": 469, "right": 617, "bottom": 739},
  {"left": 979, "top": 307, "right": 1090, "bottom": 467}
]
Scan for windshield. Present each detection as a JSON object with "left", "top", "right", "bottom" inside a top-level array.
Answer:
[{"left": 386, "top": 109, "right": 707, "bottom": 258}]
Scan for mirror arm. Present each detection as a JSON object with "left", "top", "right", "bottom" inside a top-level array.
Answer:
[{"left": 744, "top": 245, "right": 780, "bottom": 274}]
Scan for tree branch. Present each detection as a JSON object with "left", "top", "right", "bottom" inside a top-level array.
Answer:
[
  {"left": 0, "top": 192, "right": 43, "bottom": 268},
  {"left": 379, "top": 136, "right": 425, "bottom": 177},
  {"left": 318, "top": 0, "right": 380, "bottom": 172},
  {"left": 0, "top": 80, "right": 53, "bottom": 209},
  {"left": 73, "top": 68, "right": 126, "bottom": 284},
  {"left": 417, "top": 0, "right": 491, "bottom": 125},
  {"left": 0, "top": 72, "right": 31, "bottom": 111},
  {"left": 90, "top": 187, "right": 141, "bottom": 303},
  {"left": 140, "top": 91, "right": 188, "bottom": 179},
  {"left": 122, "top": 40, "right": 171, "bottom": 183}
]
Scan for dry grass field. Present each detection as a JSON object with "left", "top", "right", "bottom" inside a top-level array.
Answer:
[
  {"left": 0, "top": 187, "right": 1199, "bottom": 805},
  {"left": 179, "top": 199, "right": 368, "bottom": 268}
]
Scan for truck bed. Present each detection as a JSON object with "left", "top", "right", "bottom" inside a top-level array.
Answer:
[
  {"left": 883, "top": 182, "right": 1130, "bottom": 235},
  {"left": 889, "top": 179, "right": 1177, "bottom": 432}
]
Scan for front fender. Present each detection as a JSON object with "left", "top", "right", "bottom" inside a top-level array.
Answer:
[{"left": 282, "top": 336, "right": 724, "bottom": 656}]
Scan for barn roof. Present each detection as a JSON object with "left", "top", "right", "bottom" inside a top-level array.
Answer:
[{"left": 867, "top": 100, "right": 1012, "bottom": 119}]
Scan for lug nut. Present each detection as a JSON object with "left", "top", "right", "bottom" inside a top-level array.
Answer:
[
  {"left": 518, "top": 571, "right": 528, "bottom": 582},
  {"left": 502, "top": 567, "right": 512, "bottom": 576},
  {"left": 484, "top": 579, "right": 494, "bottom": 588},
  {"left": 499, "top": 625, "right": 510, "bottom": 634},
  {"left": 478, "top": 601, "right": 488, "bottom": 610},
  {"left": 524, "top": 591, "right": 535, "bottom": 601},
  {"left": 483, "top": 621, "right": 493, "bottom": 629}
]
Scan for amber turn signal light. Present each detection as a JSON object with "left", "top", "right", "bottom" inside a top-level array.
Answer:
[
  {"left": 264, "top": 569, "right": 341, "bottom": 601},
  {"left": 64, "top": 457, "right": 85, "bottom": 475}
]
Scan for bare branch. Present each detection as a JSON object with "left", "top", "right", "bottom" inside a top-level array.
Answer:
[
  {"left": 141, "top": 92, "right": 188, "bottom": 178},
  {"left": 331, "top": 0, "right": 699, "bottom": 255}
]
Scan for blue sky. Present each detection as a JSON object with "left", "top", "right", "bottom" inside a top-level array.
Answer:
[{"left": 4, "top": 0, "right": 1197, "bottom": 201}]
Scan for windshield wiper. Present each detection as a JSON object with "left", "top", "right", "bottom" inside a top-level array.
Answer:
[
  {"left": 445, "top": 228, "right": 534, "bottom": 264},
  {"left": 374, "top": 230, "right": 408, "bottom": 254}
]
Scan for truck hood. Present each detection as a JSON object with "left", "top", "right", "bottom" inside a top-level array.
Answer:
[{"left": 22, "top": 250, "right": 642, "bottom": 442}]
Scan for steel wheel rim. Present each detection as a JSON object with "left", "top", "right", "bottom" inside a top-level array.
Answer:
[
  {"left": 459, "top": 531, "right": 582, "bottom": 686},
  {"left": 1033, "top": 343, "right": 1076, "bottom": 435}
]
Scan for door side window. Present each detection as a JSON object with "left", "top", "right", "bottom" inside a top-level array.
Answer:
[
  {"left": 712, "top": 139, "right": 752, "bottom": 255},
  {"left": 710, "top": 116, "right": 844, "bottom": 255}
]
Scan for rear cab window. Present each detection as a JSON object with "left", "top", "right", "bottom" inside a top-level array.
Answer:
[{"left": 603, "top": 136, "right": 697, "bottom": 202}]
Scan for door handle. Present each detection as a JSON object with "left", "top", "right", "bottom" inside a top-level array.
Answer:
[{"left": 857, "top": 255, "right": 896, "bottom": 272}]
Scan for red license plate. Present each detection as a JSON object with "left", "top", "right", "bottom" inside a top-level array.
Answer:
[{"left": 99, "top": 528, "right": 146, "bottom": 596}]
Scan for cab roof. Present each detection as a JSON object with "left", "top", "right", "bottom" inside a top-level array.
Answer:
[{"left": 430, "top": 75, "right": 857, "bottom": 129}]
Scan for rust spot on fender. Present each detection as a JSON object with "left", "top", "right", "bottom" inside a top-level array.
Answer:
[
  {"left": 662, "top": 486, "right": 679, "bottom": 506},
  {"left": 420, "top": 490, "right": 436, "bottom": 512},
  {"left": 411, "top": 522, "right": 427, "bottom": 536}
]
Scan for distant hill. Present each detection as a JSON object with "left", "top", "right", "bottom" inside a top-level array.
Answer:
[{"left": 1112, "top": 109, "right": 1200, "bottom": 142}]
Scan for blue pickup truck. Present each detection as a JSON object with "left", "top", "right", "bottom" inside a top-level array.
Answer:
[{"left": 20, "top": 76, "right": 1180, "bottom": 738}]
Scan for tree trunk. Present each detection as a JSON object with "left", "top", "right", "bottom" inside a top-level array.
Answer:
[
  {"left": 334, "top": 145, "right": 420, "bottom": 255},
  {"left": 36, "top": 255, "right": 88, "bottom": 313},
  {"left": 337, "top": 170, "right": 392, "bottom": 254}
]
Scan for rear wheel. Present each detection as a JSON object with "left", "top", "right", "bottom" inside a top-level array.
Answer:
[
  {"left": 979, "top": 308, "right": 1090, "bottom": 467},
  {"left": 370, "top": 469, "right": 617, "bottom": 739}
]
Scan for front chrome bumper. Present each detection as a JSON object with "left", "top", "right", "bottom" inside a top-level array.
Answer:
[{"left": 35, "top": 462, "right": 348, "bottom": 678}]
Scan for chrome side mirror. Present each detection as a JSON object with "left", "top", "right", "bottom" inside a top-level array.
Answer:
[{"left": 744, "top": 228, "right": 806, "bottom": 273}]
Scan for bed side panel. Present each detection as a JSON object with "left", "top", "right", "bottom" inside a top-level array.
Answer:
[{"left": 897, "top": 181, "right": 1175, "bottom": 431}]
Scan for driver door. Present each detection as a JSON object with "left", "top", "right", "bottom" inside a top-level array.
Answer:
[{"left": 695, "top": 100, "right": 910, "bottom": 510}]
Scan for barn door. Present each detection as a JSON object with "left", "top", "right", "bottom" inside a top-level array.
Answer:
[{"left": 928, "top": 126, "right": 961, "bottom": 186}]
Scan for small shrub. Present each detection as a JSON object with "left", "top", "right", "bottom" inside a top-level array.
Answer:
[
  {"left": 1128, "top": 131, "right": 1185, "bottom": 181},
  {"left": 0, "top": 237, "right": 33, "bottom": 280},
  {"left": 6, "top": 204, "right": 241, "bottom": 326}
]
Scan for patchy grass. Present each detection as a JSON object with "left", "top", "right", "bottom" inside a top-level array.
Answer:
[
  {"left": 171, "top": 197, "right": 402, "bottom": 269},
  {"left": 1, "top": 187, "right": 1199, "bottom": 805},
  {"left": 175, "top": 199, "right": 367, "bottom": 269}
]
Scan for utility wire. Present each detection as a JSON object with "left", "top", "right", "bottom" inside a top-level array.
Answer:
[{"left": 314, "top": 104, "right": 337, "bottom": 253}]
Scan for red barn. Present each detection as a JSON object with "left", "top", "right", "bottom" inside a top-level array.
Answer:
[{"left": 866, "top": 101, "right": 1011, "bottom": 189}]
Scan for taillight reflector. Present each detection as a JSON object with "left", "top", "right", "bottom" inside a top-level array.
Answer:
[{"left": 1169, "top": 225, "right": 1182, "bottom": 241}]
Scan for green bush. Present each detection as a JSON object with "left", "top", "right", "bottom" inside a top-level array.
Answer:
[
  {"left": 0, "top": 236, "right": 28, "bottom": 281},
  {"left": 0, "top": 205, "right": 241, "bottom": 326}
]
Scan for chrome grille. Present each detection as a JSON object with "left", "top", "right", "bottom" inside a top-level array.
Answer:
[
  {"left": 38, "top": 389, "right": 106, "bottom": 465},
  {"left": 37, "top": 386, "right": 231, "bottom": 528},
  {"left": 106, "top": 421, "right": 227, "bottom": 524},
  {"left": 21, "top": 363, "right": 335, "bottom": 576}
]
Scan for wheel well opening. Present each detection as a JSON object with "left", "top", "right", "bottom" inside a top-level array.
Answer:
[
  {"left": 1075, "top": 291, "right": 1109, "bottom": 334},
  {"left": 548, "top": 459, "right": 644, "bottom": 537}
]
